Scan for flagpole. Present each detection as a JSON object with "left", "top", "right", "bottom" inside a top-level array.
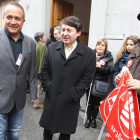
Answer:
[
  {"left": 97, "top": 122, "right": 106, "bottom": 140},
  {"left": 83, "top": 83, "right": 92, "bottom": 124}
]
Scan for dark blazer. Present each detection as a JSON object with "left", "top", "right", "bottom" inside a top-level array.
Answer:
[
  {"left": 0, "top": 28, "right": 38, "bottom": 113},
  {"left": 39, "top": 41, "right": 96, "bottom": 134}
]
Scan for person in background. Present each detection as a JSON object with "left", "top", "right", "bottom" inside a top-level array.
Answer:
[
  {"left": 54, "top": 26, "right": 61, "bottom": 41},
  {"left": 33, "top": 32, "right": 47, "bottom": 109},
  {"left": 39, "top": 16, "right": 96, "bottom": 140},
  {"left": 45, "top": 26, "right": 56, "bottom": 46},
  {"left": 0, "top": 2, "right": 37, "bottom": 139},
  {"left": 85, "top": 39, "right": 114, "bottom": 129},
  {"left": 113, "top": 36, "right": 139, "bottom": 87}
]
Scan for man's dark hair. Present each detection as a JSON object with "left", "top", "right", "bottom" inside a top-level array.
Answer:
[
  {"left": 34, "top": 32, "right": 44, "bottom": 42},
  {"left": 60, "top": 16, "right": 83, "bottom": 32},
  {"left": 4, "top": 2, "right": 25, "bottom": 19}
]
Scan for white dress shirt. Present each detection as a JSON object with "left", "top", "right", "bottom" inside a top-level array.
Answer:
[{"left": 64, "top": 41, "right": 77, "bottom": 59}]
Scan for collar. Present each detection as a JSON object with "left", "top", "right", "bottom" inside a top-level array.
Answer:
[
  {"left": 4, "top": 28, "right": 24, "bottom": 41},
  {"left": 56, "top": 40, "right": 84, "bottom": 55},
  {"left": 64, "top": 40, "right": 77, "bottom": 51},
  {"left": 37, "top": 42, "right": 43, "bottom": 44}
]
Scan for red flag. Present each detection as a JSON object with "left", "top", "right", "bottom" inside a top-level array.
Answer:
[
  {"left": 105, "top": 131, "right": 113, "bottom": 140},
  {"left": 99, "top": 66, "right": 140, "bottom": 140}
]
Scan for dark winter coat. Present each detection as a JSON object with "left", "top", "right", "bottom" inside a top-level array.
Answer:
[
  {"left": 113, "top": 58, "right": 126, "bottom": 87},
  {"left": 113, "top": 52, "right": 130, "bottom": 87},
  {"left": 39, "top": 41, "right": 96, "bottom": 134},
  {"left": 93, "top": 49, "right": 114, "bottom": 82}
]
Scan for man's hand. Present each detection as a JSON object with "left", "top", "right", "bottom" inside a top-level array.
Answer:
[
  {"left": 126, "top": 79, "right": 140, "bottom": 91},
  {"left": 115, "top": 74, "right": 121, "bottom": 85}
]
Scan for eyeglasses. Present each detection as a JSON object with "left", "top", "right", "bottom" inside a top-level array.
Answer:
[{"left": 97, "top": 44, "right": 105, "bottom": 47}]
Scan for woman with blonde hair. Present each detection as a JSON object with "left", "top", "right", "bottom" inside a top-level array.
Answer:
[
  {"left": 113, "top": 36, "right": 139, "bottom": 87},
  {"left": 85, "top": 39, "right": 114, "bottom": 128}
]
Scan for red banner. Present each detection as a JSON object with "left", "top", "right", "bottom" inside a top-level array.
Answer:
[
  {"left": 99, "top": 67, "right": 140, "bottom": 140},
  {"left": 105, "top": 131, "right": 113, "bottom": 140}
]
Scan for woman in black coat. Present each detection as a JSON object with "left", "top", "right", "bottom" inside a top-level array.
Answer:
[{"left": 85, "top": 39, "right": 114, "bottom": 128}]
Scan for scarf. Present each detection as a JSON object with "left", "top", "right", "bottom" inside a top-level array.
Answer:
[{"left": 121, "top": 51, "right": 130, "bottom": 63}]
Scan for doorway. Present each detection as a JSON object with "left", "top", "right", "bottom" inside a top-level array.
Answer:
[
  {"left": 50, "top": 0, "right": 73, "bottom": 27},
  {"left": 50, "top": 0, "right": 91, "bottom": 46}
]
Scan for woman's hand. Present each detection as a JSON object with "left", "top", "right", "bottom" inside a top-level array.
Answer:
[
  {"left": 115, "top": 74, "right": 121, "bottom": 85},
  {"left": 96, "top": 62, "right": 101, "bottom": 68}
]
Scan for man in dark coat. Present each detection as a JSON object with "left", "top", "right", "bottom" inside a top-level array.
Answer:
[{"left": 39, "top": 16, "right": 96, "bottom": 140}]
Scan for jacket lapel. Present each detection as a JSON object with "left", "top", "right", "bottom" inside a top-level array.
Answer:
[
  {"left": 56, "top": 41, "right": 66, "bottom": 59},
  {"left": 66, "top": 50, "right": 77, "bottom": 61},
  {"left": 0, "top": 28, "right": 16, "bottom": 68},
  {"left": 60, "top": 48, "right": 66, "bottom": 59}
]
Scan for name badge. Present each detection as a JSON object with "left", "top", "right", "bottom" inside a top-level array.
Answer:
[
  {"left": 127, "top": 59, "right": 133, "bottom": 68},
  {"left": 16, "top": 54, "right": 22, "bottom": 66},
  {"left": 99, "top": 60, "right": 106, "bottom": 65}
]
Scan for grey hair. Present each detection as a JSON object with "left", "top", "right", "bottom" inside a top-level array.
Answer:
[
  {"left": 54, "top": 26, "right": 61, "bottom": 34},
  {"left": 4, "top": 2, "right": 25, "bottom": 19},
  {"left": 34, "top": 32, "right": 44, "bottom": 42}
]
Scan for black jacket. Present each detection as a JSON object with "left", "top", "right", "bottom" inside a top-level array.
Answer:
[
  {"left": 93, "top": 49, "right": 114, "bottom": 82},
  {"left": 40, "top": 41, "right": 96, "bottom": 134},
  {"left": 45, "top": 37, "right": 56, "bottom": 47}
]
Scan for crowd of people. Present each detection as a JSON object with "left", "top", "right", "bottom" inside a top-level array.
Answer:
[{"left": 1, "top": 1, "right": 140, "bottom": 140}]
